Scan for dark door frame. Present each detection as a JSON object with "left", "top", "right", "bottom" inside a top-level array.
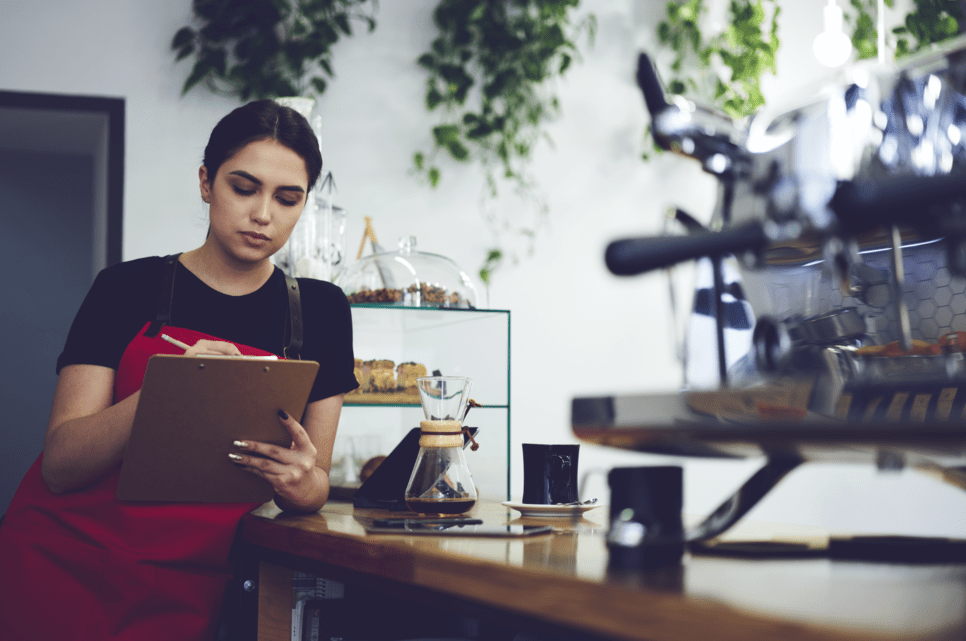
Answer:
[{"left": 0, "top": 90, "right": 124, "bottom": 266}]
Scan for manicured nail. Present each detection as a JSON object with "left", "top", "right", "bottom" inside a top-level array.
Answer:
[
  {"left": 228, "top": 453, "right": 243, "bottom": 462},
  {"left": 277, "top": 409, "right": 289, "bottom": 420},
  {"left": 233, "top": 440, "right": 249, "bottom": 449}
]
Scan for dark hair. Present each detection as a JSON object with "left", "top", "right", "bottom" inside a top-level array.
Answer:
[{"left": 202, "top": 99, "right": 323, "bottom": 191}]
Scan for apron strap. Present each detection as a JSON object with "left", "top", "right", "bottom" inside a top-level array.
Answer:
[
  {"left": 284, "top": 275, "right": 303, "bottom": 360},
  {"left": 145, "top": 253, "right": 181, "bottom": 338}
]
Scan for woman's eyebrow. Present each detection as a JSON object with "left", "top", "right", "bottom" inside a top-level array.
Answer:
[{"left": 228, "top": 170, "right": 305, "bottom": 193}]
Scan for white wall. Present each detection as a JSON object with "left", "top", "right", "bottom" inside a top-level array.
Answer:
[{"left": 2, "top": 0, "right": 963, "bottom": 536}]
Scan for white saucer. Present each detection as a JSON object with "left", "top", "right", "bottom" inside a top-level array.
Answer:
[{"left": 501, "top": 501, "right": 602, "bottom": 518}]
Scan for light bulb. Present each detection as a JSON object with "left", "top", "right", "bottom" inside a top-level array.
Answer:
[{"left": 813, "top": 0, "right": 853, "bottom": 68}]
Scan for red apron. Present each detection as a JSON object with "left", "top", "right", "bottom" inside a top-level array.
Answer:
[{"left": 0, "top": 323, "right": 276, "bottom": 641}]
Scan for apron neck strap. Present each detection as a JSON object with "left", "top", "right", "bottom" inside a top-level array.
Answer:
[
  {"left": 145, "top": 254, "right": 181, "bottom": 338},
  {"left": 283, "top": 275, "right": 303, "bottom": 360}
]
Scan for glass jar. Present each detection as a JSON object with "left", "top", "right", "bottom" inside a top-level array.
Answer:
[
  {"left": 336, "top": 237, "right": 482, "bottom": 308},
  {"left": 404, "top": 376, "right": 478, "bottom": 515},
  {"left": 404, "top": 419, "right": 478, "bottom": 515}
]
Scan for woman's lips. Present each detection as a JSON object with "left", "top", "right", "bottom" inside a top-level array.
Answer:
[{"left": 241, "top": 231, "right": 270, "bottom": 245}]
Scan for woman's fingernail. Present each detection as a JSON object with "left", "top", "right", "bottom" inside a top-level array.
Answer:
[
  {"left": 278, "top": 409, "right": 289, "bottom": 420},
  {"left": 228, "top": 453, "right": 243, "bottom": 462},
  {"left": 233, "top": 440, "right": 249, "bottom": 449}
]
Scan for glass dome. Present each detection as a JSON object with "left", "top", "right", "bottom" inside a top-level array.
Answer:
[{"left": 336, "top": 237, "right": 482, "bottom": 309}]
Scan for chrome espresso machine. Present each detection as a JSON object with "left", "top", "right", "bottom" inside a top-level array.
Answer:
[{"left": 573, "top": 38, "right": 966, "bottom": 545}]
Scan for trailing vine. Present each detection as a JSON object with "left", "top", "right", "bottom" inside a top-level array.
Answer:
[
  {"left": 658, "top": 0, "right": 780, "bottom": 119},
  {"left": 413, "top": 0, "right": 596, "bottom": 284},
  {"left": 847, "top": 0, "right": 963, "bottom": 61},
  {"left": 172, "top": 0, "right": 377, "bottom": 100},
  {"left": 643, "top": 0, "right": 780, "bottom": 160}
]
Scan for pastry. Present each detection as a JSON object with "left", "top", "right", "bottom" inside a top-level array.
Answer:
[
  {"left": 370, "top": 369, "right": 396, "bottom": 392},
  {"left": 365, "top": 359, "right": 394, "bottom": 370},
  {"left": 396, "top": 362, "right": 427, "bottom": 392}
]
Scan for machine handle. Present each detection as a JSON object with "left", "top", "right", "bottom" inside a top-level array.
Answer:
[
  {"left": 605, "top": 222, "right": 768, "bottom": 276},
  {"left": 830, "top": 174, "right": 966, "bottom": 232},
  {"left": 637, "top": 52, "right": 669, "bottom": 117}
]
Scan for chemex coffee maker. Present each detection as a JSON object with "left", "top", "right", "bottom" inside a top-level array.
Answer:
[{"left": 574, "top": 37, "right": 966, "bottom": 544}]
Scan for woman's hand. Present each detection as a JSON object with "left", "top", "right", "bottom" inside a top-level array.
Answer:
[
  {"left": 230, "top": 409, "right": 328, "bottom": 512},
  {"left": 182, "top": 339, "right": 242, "bottom": 357}
]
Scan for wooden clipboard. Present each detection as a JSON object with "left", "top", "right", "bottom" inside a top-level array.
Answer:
[{"left": 117, "top": 354, "right": 319, "bottom": 503}]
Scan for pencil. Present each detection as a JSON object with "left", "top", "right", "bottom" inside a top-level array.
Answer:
[{"left": 161, "top": 333, "right": 191, "bottom": 352}]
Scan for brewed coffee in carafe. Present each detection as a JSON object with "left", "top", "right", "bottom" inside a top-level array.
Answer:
[{"left": 404, "top": 376, "right": 478, "bottom": 515}]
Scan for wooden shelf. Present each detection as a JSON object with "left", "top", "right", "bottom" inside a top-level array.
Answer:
[{"left": 344, "top": 391, "right": 420, "bottom": 405}]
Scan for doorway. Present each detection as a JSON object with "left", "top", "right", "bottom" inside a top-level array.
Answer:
[{"left": 0, "top": 91, "right": 123, "bottom": 514}]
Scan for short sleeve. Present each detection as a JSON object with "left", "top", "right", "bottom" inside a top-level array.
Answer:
[
  {"left": 56, "top": 259, "right": 160, "bottom": 373},
  {"left": 298, "top": 278, "right": 358, "bottom": 402}
]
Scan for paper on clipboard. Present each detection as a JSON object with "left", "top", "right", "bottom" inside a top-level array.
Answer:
[{"left": 117, "top": 354, "right": 319, "bottom": 503}]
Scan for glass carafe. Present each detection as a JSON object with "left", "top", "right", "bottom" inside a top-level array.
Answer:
[{"left": 404, "top": 376, "right": 478, "bottom": 515}]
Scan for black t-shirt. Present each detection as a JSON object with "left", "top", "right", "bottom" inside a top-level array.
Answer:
[{"left": 56, "top": 256, "right": 358, "bottom": 403}]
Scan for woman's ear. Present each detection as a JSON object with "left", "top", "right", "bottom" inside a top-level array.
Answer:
[{"left": 199, "top": 166, "right": 211, "bottom": 203}]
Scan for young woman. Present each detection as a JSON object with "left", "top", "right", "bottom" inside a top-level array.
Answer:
[{"left": 0, "top": 100, "right": 357, "bottom": 641}]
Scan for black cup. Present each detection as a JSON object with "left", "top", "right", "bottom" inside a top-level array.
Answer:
[
  {"left": 521, "top": 443, "right": 580, "bottom": 505},
  {"left": 606, "top": 466, "right": 684, "bottom": 570}
]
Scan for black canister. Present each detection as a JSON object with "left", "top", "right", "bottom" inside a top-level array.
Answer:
[{"left": 606, "top": 466, "right": 685, "bottom": 570}]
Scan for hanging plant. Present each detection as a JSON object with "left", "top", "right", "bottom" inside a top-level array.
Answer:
[
  {"left": 659, "top": 0, "right": 780, "bottom": 119},
  {"left": 171, "top": 0, "right": 377, "bottom": 100},
  {"left": 413, "top": 0, "right": 596, "bottom": 284},
  {"left": 847, "top": 0, "right": 963, "bottom": 61},
  {"left": 642, "top": 0, "right": 780, "bottom": 160}
]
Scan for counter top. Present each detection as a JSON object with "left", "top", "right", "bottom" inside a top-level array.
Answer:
[{"left": 238, "top": 501, "right": 966, "bottom": 641}]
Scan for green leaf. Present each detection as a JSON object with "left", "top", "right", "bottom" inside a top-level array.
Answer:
[
  {"left": 334, "top": 13, "right": 352, "bottom": 36},
  {"left": 428, "top": 166, "right": 440, "bottom": 187},
  {"left": 558, "top": 53, "right": 571, "bottom": 73},
  {"left": 181, "top": 60, "right": 210, "bottom": 95},
  {"left": 446, "top": 140, "right": 469, "bottom": 160},
  {"left": 433, "top": 124, "right": 461, "bottom": 145},
  {"left": 426, "top": 87, "right": 444, "bottom": 110},
  {"left": 466, "top": 122, "right": 493, "bottom": 139},
  {"left": 175, "top": 44, "right": 195, "bottom": 61},
  {"left": 172, "top": 27, "right": 195, "bottom": 50},
  {"left": 310, "top": 77, "right": 328, "bottom": 94},
  {"left": 414, "top": 152, "right": 425, "bottom": 170}
]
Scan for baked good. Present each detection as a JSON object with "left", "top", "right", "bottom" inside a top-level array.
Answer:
[
  {"left": 370, "top": 369, "right": 396, "bottom": 392},
  {"left": 396, "top": 362, "right": 427, "bottom": 392},
  {"left": 366, "top": 359, "right": 394, "bottom": 370}
]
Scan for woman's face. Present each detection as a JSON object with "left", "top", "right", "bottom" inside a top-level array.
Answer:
[{"left": 199, "top": 138, "right": 309, "bottom": 266}]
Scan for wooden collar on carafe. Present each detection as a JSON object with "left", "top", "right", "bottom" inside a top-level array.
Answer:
[{"left": 419, "top": 420, "right": 479, "bottom": 451}]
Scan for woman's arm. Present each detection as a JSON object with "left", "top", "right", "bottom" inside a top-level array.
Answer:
[
  {"left": 44, "top": 340, "right": 244, "bottom": 495},
  {"left": 42, "top": 364, "right": 135, "bottom": 494},
  {"left": 231, "top": 394, "right": 345, "bottom": 513}
]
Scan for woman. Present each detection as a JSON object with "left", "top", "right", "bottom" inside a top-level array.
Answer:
[{"left": 0, "top": 100, "right": 357, "bottom": 640}]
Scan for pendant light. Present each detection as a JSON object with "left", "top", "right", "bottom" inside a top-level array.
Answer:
[{"left": 813, "top": 0, "right": 853, "bottom": 68}]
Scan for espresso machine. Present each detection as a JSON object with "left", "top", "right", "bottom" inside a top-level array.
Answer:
[{"left": 574, "top": 37, "right": 966, "bottom": 544}]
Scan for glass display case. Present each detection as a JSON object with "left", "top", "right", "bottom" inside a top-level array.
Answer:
[{"left": 331, "top": 304, "right": 510, "bottom": 501}]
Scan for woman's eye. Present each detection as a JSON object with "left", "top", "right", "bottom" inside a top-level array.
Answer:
[
  {"left": 277, "top": 196, "right": 300, "bottom": 207},
  {"left": 232, "top": 185, "right": 256, "bottom": 196}
]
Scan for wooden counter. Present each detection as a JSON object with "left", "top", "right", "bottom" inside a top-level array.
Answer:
[{"left": 234, "top": 501, "right": 966, "bottom": 641}]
